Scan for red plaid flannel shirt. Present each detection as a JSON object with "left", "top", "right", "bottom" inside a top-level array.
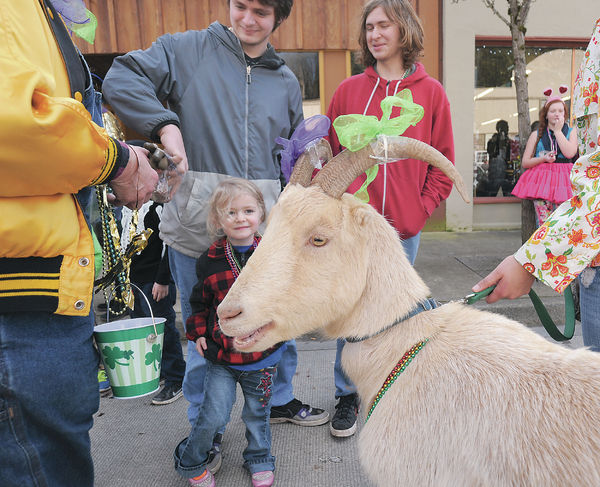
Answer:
[{"left": 186, "top": 237, "right": 280, "bottom": 365}]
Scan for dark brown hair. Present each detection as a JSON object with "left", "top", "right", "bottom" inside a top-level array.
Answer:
[
  {"left": 228, "top": 0, "right": 293, "bottom": 30},
  {"left": 358, "top": 0, "right": 424, "bottom": 69}
]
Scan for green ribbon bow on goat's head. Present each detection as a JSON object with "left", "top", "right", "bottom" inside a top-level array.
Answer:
[{"left": 333, "top": 89, "right": 424, "bottom": 202}]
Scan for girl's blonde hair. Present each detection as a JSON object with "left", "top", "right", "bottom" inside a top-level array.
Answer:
[
  {"left": 206, "top": 178, "right": 266, "bottom": 238},
  {"left": 358, "top": 0, "right": 424, "bottom": 70}
]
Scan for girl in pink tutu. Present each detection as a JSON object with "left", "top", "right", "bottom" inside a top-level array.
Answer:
[{"left": 512, "top": 86, "right": 578, "bottom": 225}]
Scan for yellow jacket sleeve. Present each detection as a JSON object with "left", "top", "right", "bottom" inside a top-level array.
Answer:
[{"left": 0, "top": 0, "right": 124, "bottom": 197}]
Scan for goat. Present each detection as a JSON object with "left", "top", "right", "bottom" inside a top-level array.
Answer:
[{"left": 218, "top": 136, "right": 600, "bottom": 486}]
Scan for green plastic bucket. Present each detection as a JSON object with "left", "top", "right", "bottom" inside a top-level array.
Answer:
[{"left": 94, "top": 317, "right": 165, "bottom": 399}]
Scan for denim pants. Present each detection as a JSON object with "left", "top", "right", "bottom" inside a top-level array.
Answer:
[
  {"left": 334, "top": 232, "right": 421, "bottom": 397},
  {"left": 174, "top": 362, "right": 276, "bottom": 478},
  {"left": 0, "top": 312, "right": 99, "bottom": 487},
  {"left": 579, "top": 267, "right": 600, "bottom": 352},
  {"left": 130, "top": 281, "right": 185, "bottom": 386},
  {"left": 168, "top": 246, "right": 297, "bottom": 422}
]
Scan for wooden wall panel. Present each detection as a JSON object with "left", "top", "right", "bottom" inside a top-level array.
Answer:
[
  {"left": 113, "top": 0, "right": 142, "bottom": 53},
  {"left": 185, "top": 0, "right": 209, "bottom": 31},
  {"left": 76, "top": 0, "right": 389, "bottom": 54},
  {"left": 76, "top": 0, "right": 442, "bottom": 81},
  {"left": 271, "top": 1, "right": 301, "bottom": 49},
  {"left": 300, "top": 1, "right": 325, "bottom": 50},
  {"left": 87, "top": 0, "right": 117, "bottom": 53},
  {"left": 325, "top": 0, "right": 343, "bottom": 49},
  {"left": 162, "top": 0, "right": 187, "bottom": 34},
  {"left": 416, "top": 0, "right": 441, "bottom": 81},
  {"left": 346, "top": 0, "right": 364, "bottom": 50},
  {"left": 138, "top": 0, "right": 163, "bottom": 50},
  {"left": 206, "top": 0, "right": 229, "bottom": 30},
  {"left": 321, "top": 50, "right": 349, "bottom": 112}
]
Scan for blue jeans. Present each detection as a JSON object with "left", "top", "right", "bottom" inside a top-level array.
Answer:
[
  {"left": 168, "top": 247, "right": 208, "bottom": 422},
  {"left": 334, "top": 233, "right": 421, "bottom": 397},
  {"left": 270, "top": 339, "right": 296, "bottom": 407},
  {"left": 174, "top": 362, "right": 276, "bottom": 478},
  {"left": 579, "top": 267, "right": 600, "bottom": 352},
  {"left": 168, "top": 246, "right": 297, "bottom": 422},
  {"left": 130, "top": 281, "right": 185, "bottom": 386},
  {"left": 401, "top": 232, "right": 421, "bottom": 266},
  {"left": 0, "top": 312, "right": 99, "bottom": 487}
]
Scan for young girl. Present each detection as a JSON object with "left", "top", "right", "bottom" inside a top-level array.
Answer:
[
  {"left": 511, "top": 88, "right": 579, "bottom": 225},
  {"left": 174, "top": 178, "right": 284, "bottom": 487}
]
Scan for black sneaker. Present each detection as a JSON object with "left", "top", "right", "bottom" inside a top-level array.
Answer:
[
  {"left": 151, "top": 382, "right": 183, "bottom": 405},
  {"left": 206, "top": 433, "right": 222, "bottom": 474},
  {"left": 270, "top": 398, "right": 329, "bottom": 426},
  {"left": 330, "top": 393, "right": 359, "bottom": 437}
]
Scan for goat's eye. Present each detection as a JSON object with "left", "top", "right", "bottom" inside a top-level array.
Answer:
[{"left": 310, "top": 235, "right": 328, "bottom": 247}]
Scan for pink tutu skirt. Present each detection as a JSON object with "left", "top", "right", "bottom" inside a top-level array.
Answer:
[{"left": 511, "top": 162, "right": 573, "bottom": 204}]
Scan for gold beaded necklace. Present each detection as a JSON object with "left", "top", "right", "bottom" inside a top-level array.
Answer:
[{"left": 224, "top": 237, "right": 259, "bottom": 279}]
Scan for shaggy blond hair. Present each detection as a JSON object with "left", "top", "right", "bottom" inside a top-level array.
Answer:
[{"left": 206, "top": 178, "right": 266, "bottom": 238}]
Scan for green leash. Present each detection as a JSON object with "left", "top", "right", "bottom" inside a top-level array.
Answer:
[{"left": 464, "top": 285, "right": 576, "bottom": 341}]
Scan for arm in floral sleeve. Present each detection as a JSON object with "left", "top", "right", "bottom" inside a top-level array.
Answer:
[
  {"left": 572, "top": 18, "right": 599, "bottom": 156},
  {"left": 514, "top": 150, "right": 600, "bottom": 292},
  {"left": 475, "top": 20, "right": 600, "bottom": 303}
]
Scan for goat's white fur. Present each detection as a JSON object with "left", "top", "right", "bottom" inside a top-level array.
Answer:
[{"left": 218, "top": 185, "right": 600, "bottom": 487}]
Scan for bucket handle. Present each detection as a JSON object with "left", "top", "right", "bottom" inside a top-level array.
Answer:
[{"left": 106, "top": 283, "right": 160, "bottom": 343}]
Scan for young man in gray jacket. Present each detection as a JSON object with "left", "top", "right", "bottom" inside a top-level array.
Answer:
[{"left": 103, "top": 0, "right": 328, "bottom": 465}]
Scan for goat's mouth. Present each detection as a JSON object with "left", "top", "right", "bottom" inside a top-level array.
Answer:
[{"left": 232, "top": 322, "right": 275, "bottom": 350}]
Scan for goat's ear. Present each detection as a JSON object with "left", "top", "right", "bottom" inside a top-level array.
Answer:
[{"left": 350, "top": 205, "right": 373, "bottom": 228}]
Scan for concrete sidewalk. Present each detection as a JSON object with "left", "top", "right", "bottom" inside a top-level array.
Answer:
[{"left": 91, "top": 230, "right": 582, "bottom": 486}]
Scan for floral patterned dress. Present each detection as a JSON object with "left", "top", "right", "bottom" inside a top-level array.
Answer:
[
  {"left": 514, "top": 18, "right": 600, "bottom": 292},
  {"left": 573, "top": 18, "right": 600, "bottom": 156}
]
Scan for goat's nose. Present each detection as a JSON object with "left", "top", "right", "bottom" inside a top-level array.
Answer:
[{"left": 217, "top": 303, "right": 242, "bottom": 321}]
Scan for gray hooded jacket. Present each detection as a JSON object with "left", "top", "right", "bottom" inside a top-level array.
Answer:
[{"left": 103, "top": 22, "right": 303, "bottom": 257}]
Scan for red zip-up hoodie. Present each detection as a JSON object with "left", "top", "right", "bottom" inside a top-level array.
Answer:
[{"left": 326, "top": 63, "right": 455, "bottom": 238}]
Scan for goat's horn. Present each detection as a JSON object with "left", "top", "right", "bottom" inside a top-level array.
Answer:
[
  {"left": 311, "top": 135, "right": 471, "bottom": 203},
  {"left": 288, "top": 138, "right": 333, "bottom": 187}
]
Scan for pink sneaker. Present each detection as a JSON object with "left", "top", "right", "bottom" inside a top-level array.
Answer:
[
  {"left": 251, "top": 470, "right": 274, "bottom": 487},
  {"left": 188, "top": 469, "right": 215, "bottom": 487}
]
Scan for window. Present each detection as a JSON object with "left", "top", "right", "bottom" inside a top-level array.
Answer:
[
  {"left": 473, "top": 42, "right": 585, "bottom": 199},
  {"left": 351, "top": 51, "right": 364, "bottom": 76},
  {"left": 278, "top": 52, "right": 320, "bottom": 117}
]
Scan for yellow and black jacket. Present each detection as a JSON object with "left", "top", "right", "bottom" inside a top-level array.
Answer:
[{"left": 0, "top": 0, "right": 128, "bottom": 315}]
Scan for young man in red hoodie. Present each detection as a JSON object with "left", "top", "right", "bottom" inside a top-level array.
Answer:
[{"left": 326, "top": 0, "right": 455, "bottom": 438}]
